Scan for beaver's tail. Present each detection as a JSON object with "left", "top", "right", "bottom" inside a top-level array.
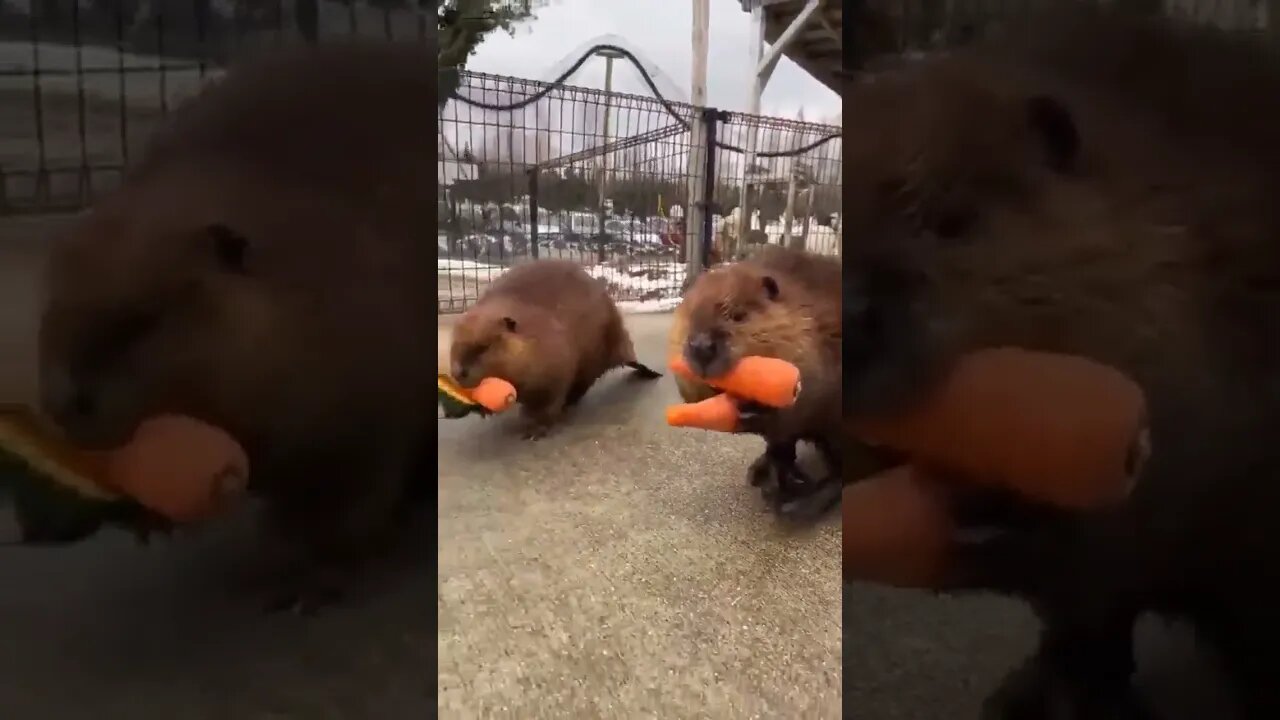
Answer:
[
  {"left": 626, "top": 361, "right": 662, "bottom": 379},
  {"left": 609, "top": 321, "right": 661, "bottom": 379}
]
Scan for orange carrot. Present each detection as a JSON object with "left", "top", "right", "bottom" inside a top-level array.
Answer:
[
  {"left": 668, "top": 355, "right": 800, "bottom": 408},
  {"left": 851, "top": 348, "right": 1148, "bottom": 510},
  {"left": 101, "top": 415, "right": 249, "bottom": 523},
  {"left": 666, "top": 394, "right": 740, "bottom": 433},
  {"left": 843, "top": 464, "right": 956, "bottom": 588},
  {"left": 470, "top": 377, "right": 518, "bottom": 413}
]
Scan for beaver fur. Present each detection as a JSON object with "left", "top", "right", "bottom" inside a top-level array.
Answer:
[
  {"left": 670, "top": 245, "right": 842, "bottom": 516},
  {"left": 37, "top": 39, "right": 437, "bottom": 613},
  {"left": 450, "top": 259, "right": 660, "bottom": 438},
  {"left": 840, "top": 5, "right": 1280, "bottom": 717}
]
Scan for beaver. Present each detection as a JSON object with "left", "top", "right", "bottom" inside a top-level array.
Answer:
[
  {"left": 839, "top": 5, "right": 1280, "bottom": 718},
  {"left": 449, "top": 259, "right": 661, "bottom": 438},
  {"left": 36, "top": 39, "right": 437, "bottom": 613},
  {"left": 670, "top": 245, "right": 842, "bottom": 517}
]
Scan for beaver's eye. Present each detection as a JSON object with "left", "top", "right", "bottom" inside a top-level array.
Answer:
[{"left": 730, "top": 310, "right": 747, "bottom": 323}]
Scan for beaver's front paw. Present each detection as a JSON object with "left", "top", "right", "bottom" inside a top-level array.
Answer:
[
  {"left": 773, "top": 473, "right": 842, "bottom": 521},
  {"left": 982, "top": 654, "right": 1153, "bottom": 720},
  {"left": 262, "top": 562, "right": 350, "bottom": 616},
  {"left": 520, "top": 422, "right": 551, "bottom": 440},
  {"left": 734, "top": 400, "right": 776, "bottom": 436},
  {"left": 746, "top": 452, "right": 778, "bottom": 488}
]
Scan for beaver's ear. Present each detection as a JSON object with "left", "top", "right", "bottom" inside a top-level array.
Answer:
[
  {"left": 502, "top": 316, "right": 517, "bottom": 332},
  {"left": 761, "top": 275, "right": 780, "bottom": 301},
  {"left": 1026, "top": 95, "right": 1079, "bottom": 173},
  {"left": 206, "top": 223, "right": 250, "bottom": 273}
]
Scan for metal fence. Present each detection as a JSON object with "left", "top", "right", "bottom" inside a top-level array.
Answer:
[
  {"left": 1, "top": 2, "right": 845, "bottom": 315},
  {"left": 439, "top": 70, "right": 697, "bottom": 314},
  {"left": 0, "top": 0, "right": 429, "bottom": 215},
  {"left": 439, "top": 68, "right": 843, "bottom": 313},
  {"left": 853, "top": 0, "right": 1280, "bottom": 66},
  {"left": 709, "top": 111, "right": 843, "bottom": 264}
]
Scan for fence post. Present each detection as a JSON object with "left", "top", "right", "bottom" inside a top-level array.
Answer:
[
  {"left": 699, "top": 107, "right": 727, "bottom": 271},
  {"left": 685, "top": 114, "right": 707, "bottom": 283},
  {"left": 528, "top": 167, "right": 539, "bottom": 260},
  {"left": 685, "top": 108, "right": 725, "bottom": 282}
]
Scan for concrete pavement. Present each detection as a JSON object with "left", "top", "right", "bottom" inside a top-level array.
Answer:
[{"left": 438, "top": 312, "right": 841, "bottom": 717}]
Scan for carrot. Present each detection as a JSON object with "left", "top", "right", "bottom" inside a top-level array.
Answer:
[
  {"left": 851, "top": 348, "right": 1148, "bottom": 510},
  {"left": 668, "top": 355, "right": 800, "bottom": 408},
  {"left": 470, "top": 377, "right": 518, "bottom": 413},
  {"left": 665, "top": 394, "right": 740, "bottom": 433},
  {"left": 843, "top": 465, "right": 956, "bottom": 588},
  {"left": 102, "top": 415, "right": 249, "bottom": 523}
]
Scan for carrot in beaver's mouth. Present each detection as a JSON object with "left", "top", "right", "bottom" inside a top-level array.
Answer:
[
  {"left": 0, "top": 405, "right": 248, "bottom": 545},
  {"left": 665, "top": 355, "right": 801, "bottom": 433},
  {"left": 438, "top": 374, "right": 517, "bottom": 418}
]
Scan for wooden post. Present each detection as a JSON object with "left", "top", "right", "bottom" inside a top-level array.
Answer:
[
  {"left": 734, "top": 0, "right": 766, "bottom": 262},
  {"left": 597, "top": 52, "right": 618, "bottom": 264},
  {"left": 782, "top": 167, "right": 799, "bottom": 248},
  {"left": 685, "top": 0, "right": 710, "bottom": 280},
  {"left": 799, "top": 186, "right": 813, "bottom": 252}
]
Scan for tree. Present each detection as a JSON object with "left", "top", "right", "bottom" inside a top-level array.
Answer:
[{"left": 437, "top": 0, "right": 549, "bottom": 109}]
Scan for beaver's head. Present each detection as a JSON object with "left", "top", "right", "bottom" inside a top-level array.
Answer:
[
  {"left": 678, "top": 259, "right": 821, "bottom": 379},
  {"left": 840, "top": 57, "right": 1080, "bottom": 251},
  {"left": 449, "top": 301, "right": 531, "bottom": 389},
  {"left": 37, "top": 177, "right": 297, "bottom": 449}
]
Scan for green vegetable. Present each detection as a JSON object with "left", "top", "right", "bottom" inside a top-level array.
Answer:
[
  {"left": 0, "top": 408, "right": 170, "bottom": 546},
  {"left": 438, "top": 374, "right": 493, "bottom": 419}
]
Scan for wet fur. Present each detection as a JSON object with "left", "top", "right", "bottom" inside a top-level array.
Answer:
[
  {"left": 450, "top": 259, "right": 659, "bottom": 437},
  {"left": 672, "top": 246, "right": 842, "bottom": 514},
  {"left": 37, "top": 40, "right": 438, "bottom": 612},
  {"left": 841, "top": 6, "right": 1280, "bottom": 717}
]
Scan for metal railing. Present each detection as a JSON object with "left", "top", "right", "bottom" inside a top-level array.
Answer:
[
  {"left": 0, "top": 0, "right": 428, "bottom": 214},
  {"left": 439, "top": 66, "right": 842, "bottom": 313},
  {"left": 1, "top": 3, "right": 845, "bottom": 316}
]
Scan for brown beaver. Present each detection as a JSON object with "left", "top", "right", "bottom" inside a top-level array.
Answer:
[
  {"left": 449, "top": 259, "right": 661, "bottom": 438},
  {"left": 670, "top": 245, "right": 842, "bottom": 517},
  {"left": 840, "top": 5, "right": 1280, "bottom": 718},
  {"left": 36, "top": 39, "right": 437, "bottom": 614}
]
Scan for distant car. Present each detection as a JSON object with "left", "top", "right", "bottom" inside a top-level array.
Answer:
[{"left": 460, "top": 231, "right": 526, "bottom": 260}]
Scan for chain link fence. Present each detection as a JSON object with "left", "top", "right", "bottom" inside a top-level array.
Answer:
[
  {"left": 439, "top": 65, "right": 843, "bottom": 314},
  {"left": 0, "top": 0, "right": 428, "bottom": 214},
  {"left": 1, "top": 2, "right": 845, "bottom": 315},
  {"left": 852, "top": 0, "right": 1280, "bottom": 67},
  {"left": 439, "top": 69, "right": 699, "bottom": 314},
  {"left": 709, "top": 111, "right": 842, "bottom": 265}
]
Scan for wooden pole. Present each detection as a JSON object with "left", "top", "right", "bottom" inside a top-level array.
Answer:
[
  {"left": 597, "top": 53, "right": 617, "bottom": 263},
  {"left": 734, "top": 1, "right": 766, "bottom": 261},
  {"left": 685, "top": 0, "right": 710, "bottom": 278}
]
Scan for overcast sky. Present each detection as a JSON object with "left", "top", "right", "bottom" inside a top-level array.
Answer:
[{"left": 463, "top": 0, "right": 842, "bottom": 122}]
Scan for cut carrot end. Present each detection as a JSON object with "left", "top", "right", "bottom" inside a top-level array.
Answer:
[
  {"left": 472, "top": 377, "right": 518, "bottom": 413},
  {"left": 666, "top": 394, "right": 741, "bottom": 433},
  {"left": 103, "top": 415, "right": 249, "bottom": 524}
]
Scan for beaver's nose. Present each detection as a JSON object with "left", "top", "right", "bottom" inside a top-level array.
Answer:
[
  {"left": 40, "top": 365, "right": 97, "bottom": 430},
  {"left": 451, "top": 361, "right": 473, "bottom": 386},
  {"left": 685, "top": 332, "right": 721, "bottom": 374}
]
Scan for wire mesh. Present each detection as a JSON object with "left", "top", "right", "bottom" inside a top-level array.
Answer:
[
  {"left": 710, "top": 111, "right": 842, "bottom": 264},
  {"left": 0, "top": 0, "right": 429, "bottom": 215},
  {"left": 440, "top": 69, "right": 702, "bottom": 314}
]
